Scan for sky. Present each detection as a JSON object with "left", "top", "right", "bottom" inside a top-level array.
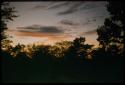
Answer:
[{"left": 5, "top": 1, "right": 110, "bottom": 47}]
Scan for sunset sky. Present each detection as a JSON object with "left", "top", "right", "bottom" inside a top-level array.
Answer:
[{"left": 6, "top": 1, "right": 110, "bottom": 47}]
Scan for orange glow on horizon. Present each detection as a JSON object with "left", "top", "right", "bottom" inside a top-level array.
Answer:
[{"left": 6, "top": 29, "right": 99, "bottom": 47}]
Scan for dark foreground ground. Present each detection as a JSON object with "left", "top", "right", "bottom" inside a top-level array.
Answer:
[{"left": 1, "top": 58, "right": 124, "bottom": 83}]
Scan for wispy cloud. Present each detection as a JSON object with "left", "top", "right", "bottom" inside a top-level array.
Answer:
[
  {"left": 48, "top": 2, "right": 70, "bottom": 9},
  {"left": 17, "top": 25, "right": 64, "bottom": 34},
  {"left": 31, "top": 1, "right": 86, "bottom": 15},
  {"left": 82, "top": 20, "right": 91, "bottom": 26},
  {"left": 40, "top": 26, "right": 63, "bottom": 33},
  {"left": 80, "top": 29, "right": 97, "bottom": 35},
  {"left": 80, "top": 2, "right": 97, "bottom": 11},
  {"left": 57, "top": 2, "right": 84, "bottom": 15},
  {"left": 31, "top": 1, "right": 106, "bottom": 16},
  {"left": 56, "top": 1, "right": 104, "bottom": 15},
  {"left": 31, "top": 5, "right": 48, "bottom": 10},
  {"left": 59, "top": 19, "right": 79, "bottom": 26},
  {"left": 31, "top": 2, "right": 70, "bottom": 10}
]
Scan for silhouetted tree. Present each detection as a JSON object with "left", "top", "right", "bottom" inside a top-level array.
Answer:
[
  {"left": 64, "top": 37, "right": 93, "bottom": 64},
  {"left": 1, "top": 2, "right": 17, "bottom": 39},
  {"left": 48, "top": 41, "right": 72, "bottom": 64},
  {"left": 32, "top": 45, "right": 52, "bottom": 65},
  {"left": 1, "top": 3, "right": 18, "bottom": 79},
  {"left": 12, "top": 44, "right": 32, "bottom": 63},
  {"left": 93, "top": 2, "right": 124, "bottom": 74},
  {"left": 1, "top": 39, "right": 13, "bottom": 52},
  {"left": 97, "top": 1, "right": 124, "bottom": 56}
]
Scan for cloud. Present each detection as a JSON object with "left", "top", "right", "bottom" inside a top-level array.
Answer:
[
  {"left": 80, "top": 2, "right": 96, "bottom": 11},
  {"left": 31, "top": 2, "right": 69, "bottom": 10},
  {"left": 17, "top": 25, "right": 64, "bottom": 34},
  {"left": 92, "top": 15, "right": 105, "bottom": 20},
  {"left": 60, "top": 19, "right": 79, "bottom": 26},
  {"left": 82, "top": 20, "right": 91, "bottom": 26},
  {"left": 57, "top": 1, "right": 107, "bottom": 15},
  {"left": 80, "top": 2, "right": 106, "bottom": 11},
  {"left": 7, "top": 30, "right": 73, "bottom": 41},
  {"left": 57, "top": 8, "right": 77, "bottom": 15},
  {"left": 31, "top": 5, "right": 48, "bottom": 10},
  {"left": 48, "top": 2, "right": 70, "bottom": 9},
  {"left": 39, "top": 26, "right": 63, "bottom": 33},
  {"left": 81, "top": 29, "right": 97, "bottom": 35},
  {"left": 57, "top": 1, "right": 104, "bottom": 15},
  {"left": 57, "top": 2, "right": 84, "bottom": 15},
  {"left": 31, "top": 1, "right": 106, "bottom": 16}
]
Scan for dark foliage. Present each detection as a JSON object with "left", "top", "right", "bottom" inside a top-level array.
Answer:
[{"left": 1, "top": 2, "right": 17, "bottom": 39}]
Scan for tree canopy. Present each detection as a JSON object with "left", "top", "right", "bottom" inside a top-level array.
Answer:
[{"left": 97, "top": 1, "right": 124, "bottom": 56}]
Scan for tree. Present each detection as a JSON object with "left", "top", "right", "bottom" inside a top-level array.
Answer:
[
  {"left": 64, "top": 37, "right": 93, "bottom": 64},
  {"left": 32, "top": 45, "right": 52, "bottom": 65},
  {"left": 97, "top": 1, "right": 124, "bottom": 56},
  {"left": 1, "top": 2, "right": 17, "bottom": 39},
  {"left": 1, "top": 39, "right": 13, "bottom": 51},
  {"left": 1, "top": 2, "right": 18, "bottom": 63}
]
